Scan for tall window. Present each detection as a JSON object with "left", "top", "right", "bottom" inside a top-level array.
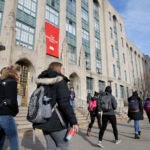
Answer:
[
  {"left": 124, "top": 70, "right": 127, "bottom": 81},
  {"left": 99, "top": 81, "right": 105, "bottom": 92},
  {"left": 108, "top": 11, "right": 111, "bottom": 21},
  {"left": 111, "top": 45, "right": 114, "bottom": 57},
  {"left": 120, "top": 85, "right": 124, "bottom": 98},
  {"left": 121, "top": 37, "right": 124, "bottom": 47},
  {"left": 86, "top": 77, "right": 93, "bottom": 94},
  {"left": 16, "top": 21, "right": 35, "bottom": 49},
  {"left": 123, "top": 53, "right": 125, "bottom": 64},
  {"left": 18, "top": 0, "right": 37, "bottom": 17},
  {"left": 113, "top": 64, "right": 116, "bottom": 77},
  {"left": 115, "top": 83, "right": 118, "bottom": 97},
  {"left": 46, "top": 6, "right": 59, "bottom": 26},
  {"left": 110, "top": 27, "right": 113, "bottom": 38}
]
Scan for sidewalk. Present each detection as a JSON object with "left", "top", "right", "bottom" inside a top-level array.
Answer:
[{"left": 3, "top": 119, "right": 150, "bottom": 150}]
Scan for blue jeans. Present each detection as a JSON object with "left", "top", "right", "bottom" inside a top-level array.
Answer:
[
  {"left": 134, "top": 120, "right": 140, "bottom": 134},
  {"left": 69, "top": 100, "right": 75, "bottom": 109},
  {"left": 0, "top": 115, "right": 19, "bottom": 150}
]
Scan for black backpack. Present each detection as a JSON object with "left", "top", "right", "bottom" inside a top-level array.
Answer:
[{"left": 128, "top": 99, "right": 139, "bottom": 111}]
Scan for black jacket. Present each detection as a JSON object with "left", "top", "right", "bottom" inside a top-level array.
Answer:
[
  {"left": 0, "top": 77, "right": 19, "bottom": 116},
  {"left": 128, "top": 94, "right": 143, "bottom": 120},
  {"left": 33, "top": 69, "right": 78, "bottom": 132}
]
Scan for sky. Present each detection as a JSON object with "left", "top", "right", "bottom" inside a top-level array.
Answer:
[{"left": 109, "top": 0, "right": 150, "bottom": 56}]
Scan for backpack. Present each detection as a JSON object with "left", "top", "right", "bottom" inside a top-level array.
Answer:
[
  {"left": 100, "top": 94, "right": 112, "bottom": 112},
  {"left": 27, "top": 85, "right": 56, "bottom": 124},
  {"left": 128, "top": 99, "right": 139, "bottom": 111},
  {"left": 88, "top": 99, "right": 97, "bottom": 112},
  {"left": 144, "top": 100, "right": 150, "bottom": 114}
]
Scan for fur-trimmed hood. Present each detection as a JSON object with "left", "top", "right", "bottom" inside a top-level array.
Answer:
[{"left": 35, "top": 76, "right": 63, "bottom": 85}]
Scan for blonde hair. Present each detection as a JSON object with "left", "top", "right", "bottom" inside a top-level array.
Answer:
[{"left": 48, "top": 62, "right": 62, "bottom": 74}]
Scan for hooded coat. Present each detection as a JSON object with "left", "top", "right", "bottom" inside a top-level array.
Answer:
[
  {"left": 0, "top": 68, "right": 19, "bottom": 116},
  {"left": 33, "top": 69, "right": 78, "bottom": 132},
  {"left": 128, "top": 92, "right": 143, "bottom": 120}
]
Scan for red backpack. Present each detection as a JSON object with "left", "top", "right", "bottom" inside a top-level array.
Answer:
[{"left": 88, "top": 99, "right": 97, "bottom": 112}]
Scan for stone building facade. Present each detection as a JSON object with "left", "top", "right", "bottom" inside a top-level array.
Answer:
[{"left": 0, "top": 0, "right": 148, "bottom": 109}]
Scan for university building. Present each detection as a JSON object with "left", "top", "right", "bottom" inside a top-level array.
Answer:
[{"left": 0, "top": 0, "right": 149, "bottom": 110}]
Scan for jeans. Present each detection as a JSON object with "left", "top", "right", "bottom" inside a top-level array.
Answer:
[
  {"left": 43, "top": 129, "right": 69, "bottom": 150},
  {"left": 99, "top": 115, "right": 118, "bottom": 141},
  {"left": 0, "top": 115, "right": 19, "bottom": 150},
  {"left": 134, "top": 120, "right": 140, "bottom": 134},
  {"left": 69, "top": 100, "right": 75, "bottom": 109}
]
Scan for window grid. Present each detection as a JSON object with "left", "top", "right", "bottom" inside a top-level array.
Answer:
[
  {"left": 16, "top": 21, "right": 35, "bottom": 49},
  {"left": 86, "top": 77, "right": 93, "bottom": 94},
  {"left": 99, "top": 81, "right": 105, "bottom": 92},
  {"left": 18, "top": 0, "right": 37, "bottom": 17},
  {"left": 46, "top": 5, "right": 59, "bottom": 27}
]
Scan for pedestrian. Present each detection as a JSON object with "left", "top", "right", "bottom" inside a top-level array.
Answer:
[
  {"left": 97, "top": 86, "right": 121, "bottom": 148},
  {"left": 87, "top": 91, "right": 101, "bottom": 136},
  {"left": 128, "top": 91, "right": 143, "bottom": 139},
  {"left": 69, "top": 87, "right": 75, "bottom": 109},
  {"left": 33, "top": 62, "right": 79, "bottom": 150},
  {"left": 0, "top": 65, "right": 20, "bottom": 150},
  {"left": 86, "top": 92, "right": 91, "bottom": 104},
  {"left": 144, "top": 96, "right": 150, "bottom": 123}
]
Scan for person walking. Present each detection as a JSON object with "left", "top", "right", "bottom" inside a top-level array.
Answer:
[
  {"left": 87, "top": 91, "right": 101, "bottom": 136},
  {"left": 128, "top": 91, "right": 143, "bottom": 139},
  {"left": 97, "top": 86, "right": 121, "bottom": 148},
  {"left": 69, "top": 87, "right": 75, "bottom": 109},
  {"left": 144, "top": 96, "right": 150, "bottom": 123},
  {"left": 0, "top": 65, "right": 20, "bottom": 150},
  {"left": 33, "top": 62, "right": 79, "bottom": 150}
]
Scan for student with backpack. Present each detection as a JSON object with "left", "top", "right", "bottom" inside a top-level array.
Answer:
[
  {"left": 87, "top": 91, "right": 101, "bottom": 136},
  {"left": 144, "top": 97, "right": 150, "bottom": 123},
  {"left": 128, "top": 91, "right": 143, "bottom": 139},
  {"left": 31, "top": 62, "right": 79, "bottom": 150},
  {"left": 97, "top": 86, "right": 121, "bottom": 148},
  {"left": 0, "top": 65, "right": 20, "bottom": 150}
]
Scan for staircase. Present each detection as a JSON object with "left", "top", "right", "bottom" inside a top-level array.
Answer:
[
  {"left": 15, "top": 106, "right": 32, "bottom": 131},
  {"left": 15, "top": 106, "right": 89, "bottom": 131}
]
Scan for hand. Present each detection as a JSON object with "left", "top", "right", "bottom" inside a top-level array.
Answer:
[{"left": 72, "top": 124, "right": 79, "bottom": 133}]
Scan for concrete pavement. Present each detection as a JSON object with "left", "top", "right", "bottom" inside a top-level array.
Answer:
[{"left": 3, "top": 119, "right": 150, "bottom": 150}]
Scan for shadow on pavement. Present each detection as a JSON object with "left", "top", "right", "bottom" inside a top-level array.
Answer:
[{"left": 21, "top": 130, "right": 45, "bottom": 150}]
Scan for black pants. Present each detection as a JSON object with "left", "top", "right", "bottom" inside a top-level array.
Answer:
[
  {"left": 99, "top": 115, "right": 118, "bottom": 141},
  {"left": 88, "top": 112, "right": 101, "bottom": 129},
  {"left": 147, "top": 113, "right": 150, "bottom": 123}
]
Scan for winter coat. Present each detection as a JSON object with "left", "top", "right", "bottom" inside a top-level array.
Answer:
[
  {"left": 33, "top": 69, "right": 78, "bottom": 132},
  {"left": 128, "top": 94, "right": 143, "bottom": 120},
  {"left": 0, "top": 70, "right": 19, "bottom": 116}
]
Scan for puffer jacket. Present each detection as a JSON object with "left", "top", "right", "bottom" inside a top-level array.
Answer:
[
  {"left": 0, "top": 69, "right": 19, "bottom": 116},
  {"left": 33, "top": 69, "right": 78, "bottom": 132},
  {"left": 128, "top": 94, "right": 143, "bottom": 120}
]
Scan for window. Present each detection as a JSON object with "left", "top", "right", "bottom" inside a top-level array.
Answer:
[
  {"left": 16, "top": 21, "right": 35, "bottom": 49},
  {"left": 66, "top": 0, "right": 76, "bottom": 15},
  {"left": 82, "top": 8, "right": 88, "bottom": 22},
  {"left": 66, "top": 18, "right": 76, "bottom": 36},
  {"left": 111, "top": 45, "right": 114, "bottom": 57},
  {"left": 121, "top": 37, "right": 124, "bottom": 47},
  {"left": 86, "top": 77, "right": 93, "bottom": 94},
  {"left": 68, "top": 44, "right": 76, "bottom": 64},
  {"left": 46, "top": 5, "right": 59, "bottom": 26},
  {"left": 82, "top": 29, "right": 89, "bottom": 47},
  {"left": 115, "top": 83, "right": 118, "bottom": 97},
  {"left": 120, "top": 23, "right": 122, "bottom": 32},
  {"left": 113, "top": 64, "right": 116, "bottom": 77},
  {"left": 123, "top": 53, "right": 125, "bottom": 64},
  {"left": 99, "top": 81, "right": 105, "bottom": 92},
  {"left": 18, "top": 0, "right": 37, "bottom": 17},
  {"left": 124, "top": 70, "right": 127, "bottom": 81},
  {"left": 109, "top": 11, "right": 111, "bottom": 21},
  {"left": 110, "top": 27, "right": 113, "bottom": 38},
  {"left": 120, "top": 85, "right": 124, "bottom": 98}
]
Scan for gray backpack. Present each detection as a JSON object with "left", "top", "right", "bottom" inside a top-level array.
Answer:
[
  {"left": 101, "top": 94, "right": 112, "bottom": 112},
  {"left": 27, "top": 85, "right": 65, "bottom": 127}
]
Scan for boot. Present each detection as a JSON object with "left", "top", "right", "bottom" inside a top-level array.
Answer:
[
  {"left": 135, "top": 133, "right": 140, "bottom": 139},
  {"left": 87, "top": 128, "right": 91, "bottom": 136}
]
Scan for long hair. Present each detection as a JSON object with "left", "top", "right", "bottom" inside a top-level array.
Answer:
[
  {"left": 105, "top": 86, "right": 112, "bottom": 94},
  {"left": 48, "top": 62, "right": 62, "bottom": 74}
]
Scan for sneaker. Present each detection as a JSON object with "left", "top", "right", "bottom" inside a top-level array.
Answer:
[
  {"left": 138, "top": 131, "right": 141, "bottom": 136},
  {"left": 135, "top": 134, "right": 140, "bottom": 139},
  {"left": 97, "top": 141, "right": 104, "bottom": 148},
  {"left": 115, "top": 139, "right": 122, "bottom": 144}
]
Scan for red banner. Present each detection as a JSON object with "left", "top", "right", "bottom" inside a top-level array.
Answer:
[{"left": 45, "top": 22, "right": 59, "bottom": 58}]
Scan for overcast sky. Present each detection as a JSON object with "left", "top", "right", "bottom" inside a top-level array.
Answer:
[{"left": 109, "top": 0, "right": 150, "bottom": 56}]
